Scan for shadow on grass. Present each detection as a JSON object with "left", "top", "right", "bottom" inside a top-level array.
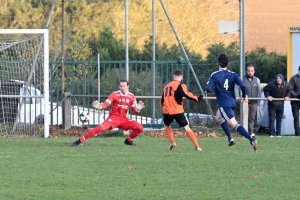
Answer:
[{"left": 96, "top": 130, "right": 125, "bottom": 138}]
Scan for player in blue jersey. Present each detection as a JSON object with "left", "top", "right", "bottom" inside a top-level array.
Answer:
[{"left": 205, "top": 54, "right": 258, "bottom": 151}]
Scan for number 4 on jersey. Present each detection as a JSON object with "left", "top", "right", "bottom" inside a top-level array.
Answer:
[{"left": 223, "top": 79, "right": 229, "bottom": 90}]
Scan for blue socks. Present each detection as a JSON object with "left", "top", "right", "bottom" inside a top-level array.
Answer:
[
  {"left": 219, "top": 120, "right": 253, "bottom": 142},
  {"left": 235, "top": 124, "right": 252, "bottom": 141},
  {"left": 220, "top": 119, "right": 232, "bottom": 142}
]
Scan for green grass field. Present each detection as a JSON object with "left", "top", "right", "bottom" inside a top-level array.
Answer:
[{"left": 0, "top": 134, "right": 299, "bottom": 200}]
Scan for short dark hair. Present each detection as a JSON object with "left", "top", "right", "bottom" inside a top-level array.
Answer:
[
  {"left": 120, "top": 79, "right": 129, "bottom": 86},
  {"left": 218, "top": 54, "right": 229, "bottom": 68},
  {"left": 247, "top": 65, "right": 255, "bottom": 70},
  {"left": 174, "top": 69, "right": 183, "bottom": 76}
]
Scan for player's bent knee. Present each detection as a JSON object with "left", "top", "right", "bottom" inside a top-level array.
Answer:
[
  {"left": 134, "top": 123, "right": 144, "bottom": 133},
  {"left": 138, "top": 124, "right": 144, "bottom": 132},
  {"left": 183, "top": 125, "right": 192, "bottom": 132}
]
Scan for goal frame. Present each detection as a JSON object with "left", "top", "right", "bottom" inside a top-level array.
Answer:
[{"left": 0, "top": 29, "right": 49, "bottom": 138}]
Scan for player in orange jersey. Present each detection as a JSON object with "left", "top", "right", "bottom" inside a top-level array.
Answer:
[
  {"left": 161, "top": 69, "right": 203, "bottom": 151},
  {"left": 72, "top": 80, "right": 145, "bottom": 147}
]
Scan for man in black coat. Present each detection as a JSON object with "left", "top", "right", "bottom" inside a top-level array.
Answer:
[
  {"left": 263, "top": 74, "right": 292, "bottom": 137},
  {"left": 289, "top": 66, "right": 300, "bottom": 136}
]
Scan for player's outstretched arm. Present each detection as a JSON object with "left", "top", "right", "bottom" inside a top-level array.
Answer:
[
  {"left": 160, "top": 93, "right": 164, "bottom": 106},
  {"left": 178, "top": 84, "right": 198, "bottom": 102},
  {"left": 234, "top": 74, "right": 247, "bottom": 98},
  {"left": 205, "top": 75, "right": 215, "bottom": 93}
]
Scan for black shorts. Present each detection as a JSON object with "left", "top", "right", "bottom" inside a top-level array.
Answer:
[{"left": 163, "top": 113, "right": 189, "bottom": 127}]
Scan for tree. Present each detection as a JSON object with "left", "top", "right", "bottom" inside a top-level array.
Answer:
[
  {"left": 89, "top": 28, "right": 141, "bottom": 61},
  {"left": 246, "top": 47, "right": 287, "bottom": 83}
]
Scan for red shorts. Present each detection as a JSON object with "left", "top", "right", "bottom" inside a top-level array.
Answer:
[{"left": 101, "top": 115, "right": 141, "bottom": 131}]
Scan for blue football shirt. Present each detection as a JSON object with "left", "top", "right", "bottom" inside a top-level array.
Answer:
[{"left": 205, "top": 69, "right": 246, "bottom": 107}]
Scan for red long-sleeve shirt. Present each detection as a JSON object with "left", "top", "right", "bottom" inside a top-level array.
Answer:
[{"left": 102, "top": 90, "right": 139, "bottom": 117}]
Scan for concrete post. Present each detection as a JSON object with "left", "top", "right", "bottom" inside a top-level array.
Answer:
[
  {"left": 63, "top": 92, "right": 72, "bottom": 129},
  {"left": 242, "top": 101, "right": 248, "bottom": 132}
]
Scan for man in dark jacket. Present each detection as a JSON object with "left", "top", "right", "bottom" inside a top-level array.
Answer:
[
  {"left": 263, "top": 74, "right": 292, "bottom": 137},
  {"left": 289, "top": 66, "right": 300, "bottom": 136}
]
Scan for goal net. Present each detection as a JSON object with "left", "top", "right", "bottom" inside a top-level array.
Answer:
[{"left": 0, "top": 29, "right": 49, "bottom": 137}]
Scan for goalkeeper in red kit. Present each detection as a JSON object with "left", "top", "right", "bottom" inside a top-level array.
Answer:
[{"left": 72, "top": 80, "right": 145, "bottom": 147}]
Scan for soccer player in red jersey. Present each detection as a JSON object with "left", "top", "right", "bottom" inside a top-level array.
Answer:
[{"left": 72, "top": 80, "right": 145, "bottom": 147}]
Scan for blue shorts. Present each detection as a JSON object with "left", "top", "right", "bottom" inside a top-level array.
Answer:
[{"left": 219, "top": 107, "right": 235, "bottom": 120}]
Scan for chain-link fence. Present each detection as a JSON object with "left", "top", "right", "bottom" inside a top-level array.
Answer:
[{"left": 2, "top": 0, "right": 299, "bottom": 75}]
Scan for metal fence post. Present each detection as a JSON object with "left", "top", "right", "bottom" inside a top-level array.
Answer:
[
  {"left": 239, "top": 0, "right": 246, "bottom": 125},
  {"left": 151, "top": 0, "right": 156, "bottom": 123}
]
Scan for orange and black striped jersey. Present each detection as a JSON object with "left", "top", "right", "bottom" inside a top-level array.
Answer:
[{"left": 161, "top": 80, "right": 199, "bottom": 115}]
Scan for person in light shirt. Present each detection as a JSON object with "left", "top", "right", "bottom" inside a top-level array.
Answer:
[{"left": 242, "top": 65, "right": 261, "bottom": 140}]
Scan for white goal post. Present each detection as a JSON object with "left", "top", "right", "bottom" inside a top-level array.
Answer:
[{"left": 0, "top": 29, "right": 49, "bottom": 138}]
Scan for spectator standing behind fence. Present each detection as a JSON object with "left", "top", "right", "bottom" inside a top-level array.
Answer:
[
  {"left": 263, "top": 74, "right": 292, "bottom": 137},
  {"left": 242, "top": 65, "right": 261, "bottom": 140},
  {"left": 289, "top": 66, "right": 300, "bottom": 136}
]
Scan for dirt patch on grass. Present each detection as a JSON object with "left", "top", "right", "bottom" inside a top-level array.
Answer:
[{"left": 48, "top": 125, "right": 244, "bottom": 139}]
